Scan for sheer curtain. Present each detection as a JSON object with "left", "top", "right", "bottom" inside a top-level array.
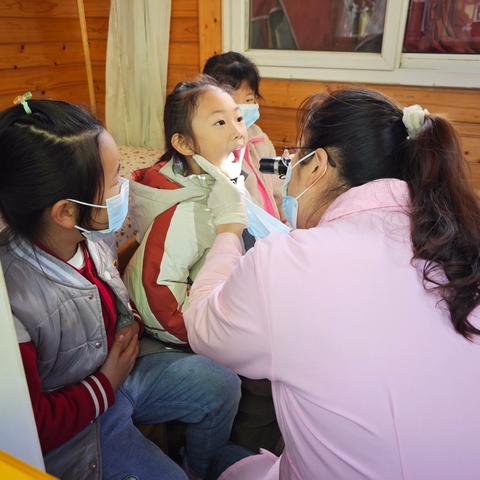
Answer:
[{"left": 106, "top": 0, "right": 171, "bottom": 148}]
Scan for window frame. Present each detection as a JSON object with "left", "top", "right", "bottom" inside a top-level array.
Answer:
[{"left": 222, "top": 0, "right": 480, "bottom": 88}]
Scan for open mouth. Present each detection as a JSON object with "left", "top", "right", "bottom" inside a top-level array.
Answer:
[{"left": 231, "top": 147, "right": 243, "bottom": 163}]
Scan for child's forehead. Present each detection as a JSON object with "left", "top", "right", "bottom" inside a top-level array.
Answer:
[
  {"left": 197, "top": 88, "right": 237, "bottom": 114},
  {"left": 236, "top": 81, "right": 255, "bottom": 95}
]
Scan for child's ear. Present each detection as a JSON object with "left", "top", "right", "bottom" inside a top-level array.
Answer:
[
  {"left": 49, "top": 200, "right": 78, "bottom": 230},
  {"left": 172, "top": 133, "right": 195, "bottom": 156}
]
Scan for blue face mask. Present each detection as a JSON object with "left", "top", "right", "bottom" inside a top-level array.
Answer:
[
  {"left": 239, "top": 104, "right": 260, "bottom": 129},
  {"left": 69, "top": 177, "right": 129, "bottom": 243},
  {"left": 245, "top": 196, "right": 290, "bottom": 239},
  {"left": 282, "top": 150, "right": 325, "bottom": 229}
]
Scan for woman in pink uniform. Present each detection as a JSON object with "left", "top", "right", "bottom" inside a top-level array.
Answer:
[{"left": 185, "top": 88, "right": 480, "bottom": 480}]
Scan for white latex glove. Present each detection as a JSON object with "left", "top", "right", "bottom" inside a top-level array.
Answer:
[{"left": 193, "top": 154, "right": 247, "bottom": 226}]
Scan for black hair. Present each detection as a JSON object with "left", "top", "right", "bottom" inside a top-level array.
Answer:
[
  {"left": 202, "top": 51, "right": 262, "bottom": 99},
  {"left": 0, "top": 99, "right": 104, "bottom": 241},
  {"left": 159, "top": 75, "right": 225, "bottom": 166},
  {"left": 298, "top": 87, "right": 480, "bottom": 339}
]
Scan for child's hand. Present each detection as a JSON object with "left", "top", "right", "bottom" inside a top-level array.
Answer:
[
  {"left": 100, "top": 328, "right": 139, "bottom": 391},
  {"left": 116, "top": 321, "right": 141, "bottom": 345}
]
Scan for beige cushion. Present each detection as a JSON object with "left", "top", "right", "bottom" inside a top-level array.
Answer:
[{"left": 116, "top": 145, "right": 164, "bottom": 248}]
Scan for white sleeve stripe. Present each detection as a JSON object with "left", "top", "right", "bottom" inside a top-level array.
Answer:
[
  {"left": 90, "top": 375, "right": 109, "bottom": 412},
  {"left": 81, "top": 379, "right": 100, "bottom": 418}
]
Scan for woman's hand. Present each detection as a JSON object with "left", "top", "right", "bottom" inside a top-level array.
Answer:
[
  {"left": 193, "top": 154, "right": 247, "bottom": 230},
  {"left": 100, "top": 324, "right": 139, "bottom": 390}
]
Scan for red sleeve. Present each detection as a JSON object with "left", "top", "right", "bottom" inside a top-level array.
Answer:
[{"left": 19, "top": 342, "right": 115, "bottom": 454}]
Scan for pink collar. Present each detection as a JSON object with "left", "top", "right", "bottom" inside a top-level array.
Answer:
[{"left": 320, "top": 179, "right": 410, "bottom": 224}]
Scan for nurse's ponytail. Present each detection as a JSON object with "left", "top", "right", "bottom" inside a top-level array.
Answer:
[
  {"left": 299, "top": 88, "right": 480, "bottom": 339},
  {"left": 404, "top": 111, "right": 480, "bottom": 338}
]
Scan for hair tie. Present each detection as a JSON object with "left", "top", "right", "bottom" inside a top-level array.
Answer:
[
  {"left": 13, "top": 91, "right": 32, "bottom": 114},
  {"left": 402, "top": 104, "right": 429, "bottom": 140}
]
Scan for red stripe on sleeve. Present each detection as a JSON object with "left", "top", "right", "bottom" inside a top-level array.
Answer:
[{"left": 19, "top": 341, "right": 114, "bottom": 454}]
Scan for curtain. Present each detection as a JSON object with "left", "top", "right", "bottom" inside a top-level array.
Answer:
[
  {"left": 106, "top": 0, "right": 171, "bottom": 148},
  {"left": 249, "top": 0, "right": 387, "bottom": 52},
  {"left": 404, "top": 0, "right": 480, "bottom": 53}
]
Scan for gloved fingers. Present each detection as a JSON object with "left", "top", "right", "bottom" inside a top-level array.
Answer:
[{"left": 213, "top": 209, "right": 248, "bottom": 226}]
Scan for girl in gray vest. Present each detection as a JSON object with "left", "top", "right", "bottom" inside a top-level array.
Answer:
[{"left": 0, "top": 96, "right": 247, "bottom": 480}]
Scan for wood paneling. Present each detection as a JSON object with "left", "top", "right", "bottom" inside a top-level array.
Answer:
[
  {"left": 0, "top": 0, "right": 200, "bottom": 122},
  {"left": 0, "top": 0, "right": 110, "bottom": 122},
  {"left": 0, "top": 18, "right": 83, "bottom": 43},
  {"left": 85, "top": 17, "right": 109, "bottom": 40},
  {"left": 257, "top": 79, "right": 480, "bottom": 170},
  {"left": 172, "top": 0, "right": 198, "bottom": 18},
  {"left": 198, "top": 0, "right": 221, "bottom": 69},
  {"left": 167, "top": 0, "right": 201, "bottom": 91},
  {"left": 167, "top": 65, "right": 199, "bottom": 91},
  {"left": 89, "top": 39, "right": 108, "bottom": 64},
  {"left": 87, "top": 6, "right": 109, "bottom": 120},
  {"left": 0, "top": 85, "right": 91, "bottom": 110},
  {"left": 0, "top": 1, "right": 80, "bottom": 17},
  {"left": 170, "top": 17, "right": 198, "bottom": 43},
  {"left": 0, "top": 0, "right": 110, "bottom": 18},
  {"left": 258, "top": 104, "right": 480, "bottom": 164},
  {"left": 0, "top": 64, "right": 88, "bottom": 93},
  {"left": 0, "top": 42, "right": 86, "bottom": 69},
  {"left": 83, "top": 0, "right": 111, "bottom": 18},
  {"left": 168, "top": 41, "right": 199, "bottom": 66},
  {"left": 259, "top": 78, "right": 480, "bottom": 124}
]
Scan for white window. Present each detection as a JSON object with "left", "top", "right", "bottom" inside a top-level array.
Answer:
[{"left": 223, "top": 0, "right": 480, "bottom": 88}]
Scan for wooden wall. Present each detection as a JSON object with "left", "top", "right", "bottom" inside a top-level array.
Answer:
[
  {"left": 0, "top": 0, "right": 213, "bottom": 123},
  {"left": 257, "top": 79, "right": 480, "bottom": 174},
  {"left": 0, "top": 0, "right": 478, "bottom": 188},
  {"left": 168, "top": 0, "right": 200, "bottom": 91},
  {"left": 167, "top": 0, "right": 222, "bottom": 91},
  {"left": 0, "top": 0, "right": 109, "bottom": 120}
]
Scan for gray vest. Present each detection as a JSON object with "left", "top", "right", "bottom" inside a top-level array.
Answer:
[{"left": 1, "top": 236, "right": 134, "bottom": 479}]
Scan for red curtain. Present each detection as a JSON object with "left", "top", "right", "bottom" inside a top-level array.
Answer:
[
  {"left": 404, "top": 0, "right": 480, "bottom": 53},
  {"left": 280, "top": 0, "right": 335, "bottom": 50},
  {"left": 250, "top": 0, "right": 337, "bottom": 50}
]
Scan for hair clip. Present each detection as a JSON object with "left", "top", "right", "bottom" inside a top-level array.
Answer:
[
  {"left": 402, "top": 104, "right": 430, "bottom": 140},
  {"left": 13, "top": 91, "right": 32, "bottom": 114}
]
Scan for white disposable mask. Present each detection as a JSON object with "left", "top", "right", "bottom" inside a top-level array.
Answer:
[
  {"left": 68, "top": 177, "right": 129, "bottom": 242},
  {"left": 238, "top": 103, "right": 260, "bottom": 129},
  {"left": 281, "top": 151, "right": 327, "bottom": 229}
]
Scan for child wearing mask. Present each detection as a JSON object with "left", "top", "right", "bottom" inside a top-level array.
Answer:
[
  {"left": 0, "top": 95, "right": 243, "bottom": 480},
  {"left": 203, "top": 51, "right": 283, "bottom": 220}
]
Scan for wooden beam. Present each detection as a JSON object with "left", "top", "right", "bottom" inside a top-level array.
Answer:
[
  {"left": 77, "top": 0, "right": 97, "bottom": 115},
  {"left": 198, "top": 0, "right": 222, "bottom": 71}
]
